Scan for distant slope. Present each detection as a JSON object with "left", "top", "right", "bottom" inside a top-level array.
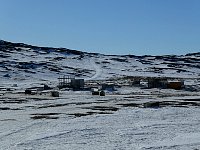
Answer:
[{"left": 0, "top": 40, "right": 200, "bottom": 85}]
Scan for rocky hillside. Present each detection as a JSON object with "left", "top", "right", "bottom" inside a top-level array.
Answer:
[{"left": 1, "top": 40, "right": 200, "bottom": 85}]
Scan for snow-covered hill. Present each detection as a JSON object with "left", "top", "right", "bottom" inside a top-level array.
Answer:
[
  {"left": 1, "top": 40, "right": 200, "bottom": 150},
  {"left": 1, "top": 40, "right": 200, "bottom": 86}
]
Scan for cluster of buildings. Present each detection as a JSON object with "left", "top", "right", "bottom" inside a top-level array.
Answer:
[
  {"left": 58, "top": 75, "right": 185, "bottom": 92},
  {"left": 23, "top": 75, "right": 185, "bottom": 97},
  {"left": 133, "top": 77, "right": 184, "bottom": 90}
]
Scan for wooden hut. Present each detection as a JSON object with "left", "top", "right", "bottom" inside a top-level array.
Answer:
[
  {"left": 148, "top": 78, "right": 168, "bottom": 89},
  {"left": 167, "top": 81, "right": 184, "bottom": 90}
]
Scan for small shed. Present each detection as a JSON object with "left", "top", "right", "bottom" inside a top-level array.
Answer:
[
  {"left": 167, "top": 81, "right": 184, "bottom": 90},
  {"left": 71, "top": 79, "right": 84, "bottom": 90},
  {"left": 92, "top": 88, "right": 100, "bottom": 95},
  {"left": 91, "top": 88, "right": 105, "bottom": 96},
  {"left": 148, "top": 78, "right": 168, "bottom": 89}
]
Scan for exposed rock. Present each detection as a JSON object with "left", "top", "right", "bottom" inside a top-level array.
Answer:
[
  {"left": 25, "top": 89, "right": 32, "bottom": 94},
  {"left": 43, "top": 84, "right": 52, "bottom": 90},
  {"left": 51, "top": 91, "right": 59, "bottom": 97},
  {"left": 143, "top": 101, "right": 160, "bottom": 108},
  {"left": 3, "top": 74, "right": 11, "bottom": 78}
]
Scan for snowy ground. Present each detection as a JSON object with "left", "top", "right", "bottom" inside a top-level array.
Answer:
[
  {"left": 1, "top": 41, "right": 200, "bottom": 149},
  {"left": 1, "top": 86, "right": 200, "bottom": 150}
]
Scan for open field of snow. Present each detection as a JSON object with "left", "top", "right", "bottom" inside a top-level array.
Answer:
[
  {"left": 1, "top": 86, "right": 200, "bottom": 150},
  {"left": 1, "top": 40, "right": 200, "bottom": 149}
]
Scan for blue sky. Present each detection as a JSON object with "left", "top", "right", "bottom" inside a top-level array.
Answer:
[{"left": 0, "top": 0, "right": 200, "bottom": 55}]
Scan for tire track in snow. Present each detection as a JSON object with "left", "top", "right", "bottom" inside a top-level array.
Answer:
[
  {"left": 85, "top": 58, "right": 102, "bottom": 80},
  {"left": 16, "top": 130, "right": 73, "bottom": 147},
  {"left": 0, "top": 122, "right": 41, "bottom": 140}
]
